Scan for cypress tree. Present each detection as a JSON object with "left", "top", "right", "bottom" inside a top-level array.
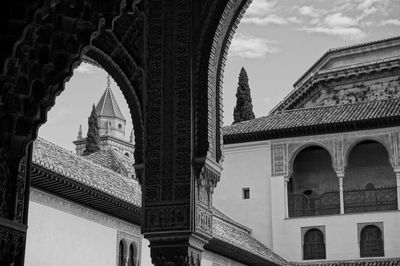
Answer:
[
  {"left": 233, "top": 67, "right": 255, "bottom": 124},
  {"left": 83, "top": 104, "right": 100, "bottom": 155}
]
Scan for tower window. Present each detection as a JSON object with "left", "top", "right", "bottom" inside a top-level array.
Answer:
[
  {"left": 118, "top": 123, "right": 122, "bottom": 129},
  {"left": 242, "top": 188, "right": 250, "bottom": 199}
]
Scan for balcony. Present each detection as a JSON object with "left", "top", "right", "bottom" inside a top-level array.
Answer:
[
  {"left": 288, "top": 191, "right": 340, "bottom": 217},
  {"left": 344, "top": 186, "right": 397, "bottom": 213},
  {"left": 288, "top": 186, "right": 397, "bottom": 217}
]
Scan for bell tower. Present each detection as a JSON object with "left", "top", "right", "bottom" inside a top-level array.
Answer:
[
  {"left": 96, "top": 75, "right": 126, "bottom": 139},
  {"left": 73, "top": 75, "right": 134, "bottom": 157}
]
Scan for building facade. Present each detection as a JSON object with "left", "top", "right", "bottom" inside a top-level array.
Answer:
[{"left": 217, "top": 37, "right": 400, "bottom": 264}]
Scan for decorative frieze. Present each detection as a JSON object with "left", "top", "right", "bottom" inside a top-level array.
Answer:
[
  {"left": 271, "top": 143, "right": 288, "bottom": 176},
  {"left": 303, "top": 75, "right": 400, "bottom": 109},
  {"left": 271, "top": 127, "right": 400, "bottom": 176}
]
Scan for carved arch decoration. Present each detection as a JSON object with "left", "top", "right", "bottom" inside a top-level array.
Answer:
[
  {"left": 0, "top": 1, "right": 145, "bottom": 264},
  {"left": 343, "top": 134, "right": 393, "bottom": 168},
  {"left": 0, "top": 0, "right": 145, "bottom": 163},
  {"left": 287, "top": 142, "right": 336, "bottom": 177},
  {"left": 195, "top": 0, "right": 252, "bottom": 164}
]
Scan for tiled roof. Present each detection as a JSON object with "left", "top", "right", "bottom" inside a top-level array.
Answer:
[
  {"left": 95, "top": 81, "right": 125, "bottom": 121},
  {"left": 84, "top": 149, "right": 136, "bottom": 179},
  {"left": 32, "top": 138, "right": 141, "bottom": 206},
  {"left": 224, "top": 98, "right": 400, "bottom": 144},
  {"left": 292, "top": 258, "right": 400, "bottom": 266},
  {"left": 212, "top": 215, "right": 289, "bottom": 265}
]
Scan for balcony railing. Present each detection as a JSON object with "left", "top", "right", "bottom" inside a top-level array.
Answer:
[
  {"left": 344, "top": 186, "right": 397, "bottom": 213},
  {"left": 288, "top": 191, "right": 340, "bottom": 217}
]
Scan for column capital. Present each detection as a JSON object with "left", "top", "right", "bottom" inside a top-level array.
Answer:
[
  {"left": 284, "top": 175, "right": 291, "bottom": 182},
  {"left": 149, "top": 234, "right": 205, "bottom": 266},
  {"left": 336, "top": 171, "right": 345, "bottom": 178}
]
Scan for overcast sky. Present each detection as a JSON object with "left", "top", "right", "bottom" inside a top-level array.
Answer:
[{"left": 39, "top": 0, "right": 400, "bottom": 151}]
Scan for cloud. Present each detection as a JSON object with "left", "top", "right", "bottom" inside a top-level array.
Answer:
[
  {"left": 229, "top": 35, "right": 279, "bottom": 58},
  {"left": 300, "top": 26, "right": 366, "bottom": 41},
  {"left": 288, "top": 17, "right": 302, "bottom": 23},
  {"left": 356, "top": 0, "right": 391, "bottom": 20},
  {"left": 74, "top": 63, "right": 97, "bottom": 74},
  {"left": 325, "top": 13, "right": 358, "bottom": 28},
  {"left": 298, "top": 6, "right": 323, "bottom": 18},
  {"left": 242, "top": 14, "right": 289, "bottom": 25},
  {"left": 380, "top": 19, "right": 400, "bottom": 26},
  {"left": 243, "top": 0, "right": 301, "bottom": 26},
  {"left": 245, "top": 0, "right": 277, "bottom": 17}
]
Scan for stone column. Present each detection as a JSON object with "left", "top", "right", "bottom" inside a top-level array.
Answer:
[
  {"left": 396, "top": 170, "right": 400, "bottom": 211},
  {"left": 284, "top": 176, "right": 290, "bottom": 218},
  {"left": 143, "top": 1, "right": 224, "bottom": 265},
  {"left": 336, "top": 171, "right": 345, "bottom": 214}
]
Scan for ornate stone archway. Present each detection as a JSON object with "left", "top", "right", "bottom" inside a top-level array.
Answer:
[{"left": 0, "top": 1, "right": 252, "bottom": 265}]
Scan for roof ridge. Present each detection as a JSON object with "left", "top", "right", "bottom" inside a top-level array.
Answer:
[
  {"left": 275, "top": 97, "right": 400, "bottom": 114},
  {"left": 327, "top": 35, "right": 400, "bottom": 53}
]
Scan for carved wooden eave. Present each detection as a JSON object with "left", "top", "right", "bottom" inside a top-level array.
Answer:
[
  {"left": 204, "top": 239, "right": 284, "bottom": 266},
  {"left": 30, "top": 164, "right": 141, "bottom": 225}
]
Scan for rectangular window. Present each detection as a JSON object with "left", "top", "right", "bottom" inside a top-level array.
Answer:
[{"left": 242, "top": 188, "right": 250, "bottom": 199}]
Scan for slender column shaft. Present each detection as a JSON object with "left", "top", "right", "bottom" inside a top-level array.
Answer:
[
  {"left": 396, "top": 172, "right": 400, "bottom": 211},
  {"left": 339, "top": 177, "right": 344, "bottom": 214},
  {"left": 284, "top": 176, "right": 290, "bottom": 218},
  {"left": 336, "top": 171, "right": 345, "bottom": 214}
]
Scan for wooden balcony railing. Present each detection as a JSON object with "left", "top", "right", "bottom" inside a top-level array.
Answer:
[
  {"left": 344, "top": 186, "right": 397, "bottom": 214},
  {"left": 288, "top": 186, "right": 398, "bottom": 217},
  {"left": 288, "top": 191, "right": 340, "bottom": 217}
]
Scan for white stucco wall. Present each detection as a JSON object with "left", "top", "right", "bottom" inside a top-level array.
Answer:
[
  {"left": 214, "top": 140, "right": 273, "bottom": 248},
  {"left": 202, "top": 251, "right": 246, "bottom": 266},
  {"left": 25, "top": 189, "right": 142, "bottom": 266},
  {"left": 271, "top": 175, "right": 400, "bottom": 262}
]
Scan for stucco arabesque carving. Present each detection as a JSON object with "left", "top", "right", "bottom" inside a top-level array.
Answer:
[{"left": 271, "top": 127, "right": 400, "bottom": 178}]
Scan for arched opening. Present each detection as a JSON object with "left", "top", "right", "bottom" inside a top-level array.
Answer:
[
  {"left": 119, "top": 240, "right": 125, "bottom": 266},
  {"left": 360, "top": 225, "right": 384, "bottom": 257},
  {"left": 303, "top": 229, "right": 326, "bottom": 260},
  {"left": 128, "top": 243, "right": 136, "bottom": 266},
  {"left": 288, "top": 146, "right": 339, "bottom": 217},
  {"left": 344, "top": 140, "right": 397, "bottom": 213}
]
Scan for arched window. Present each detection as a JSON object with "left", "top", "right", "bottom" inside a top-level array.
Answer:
[
  {"left": 119, "top": 240, "right": 125, "bottom": 266},
  {"left": 303, "top": 229, "right": 326, "bottom": 260},
  {"left": 128, "top": 243, "right": 135, "bottom": 266},
  {"left": 360, "top": 225, "right": 384, "bottom": 257}
]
